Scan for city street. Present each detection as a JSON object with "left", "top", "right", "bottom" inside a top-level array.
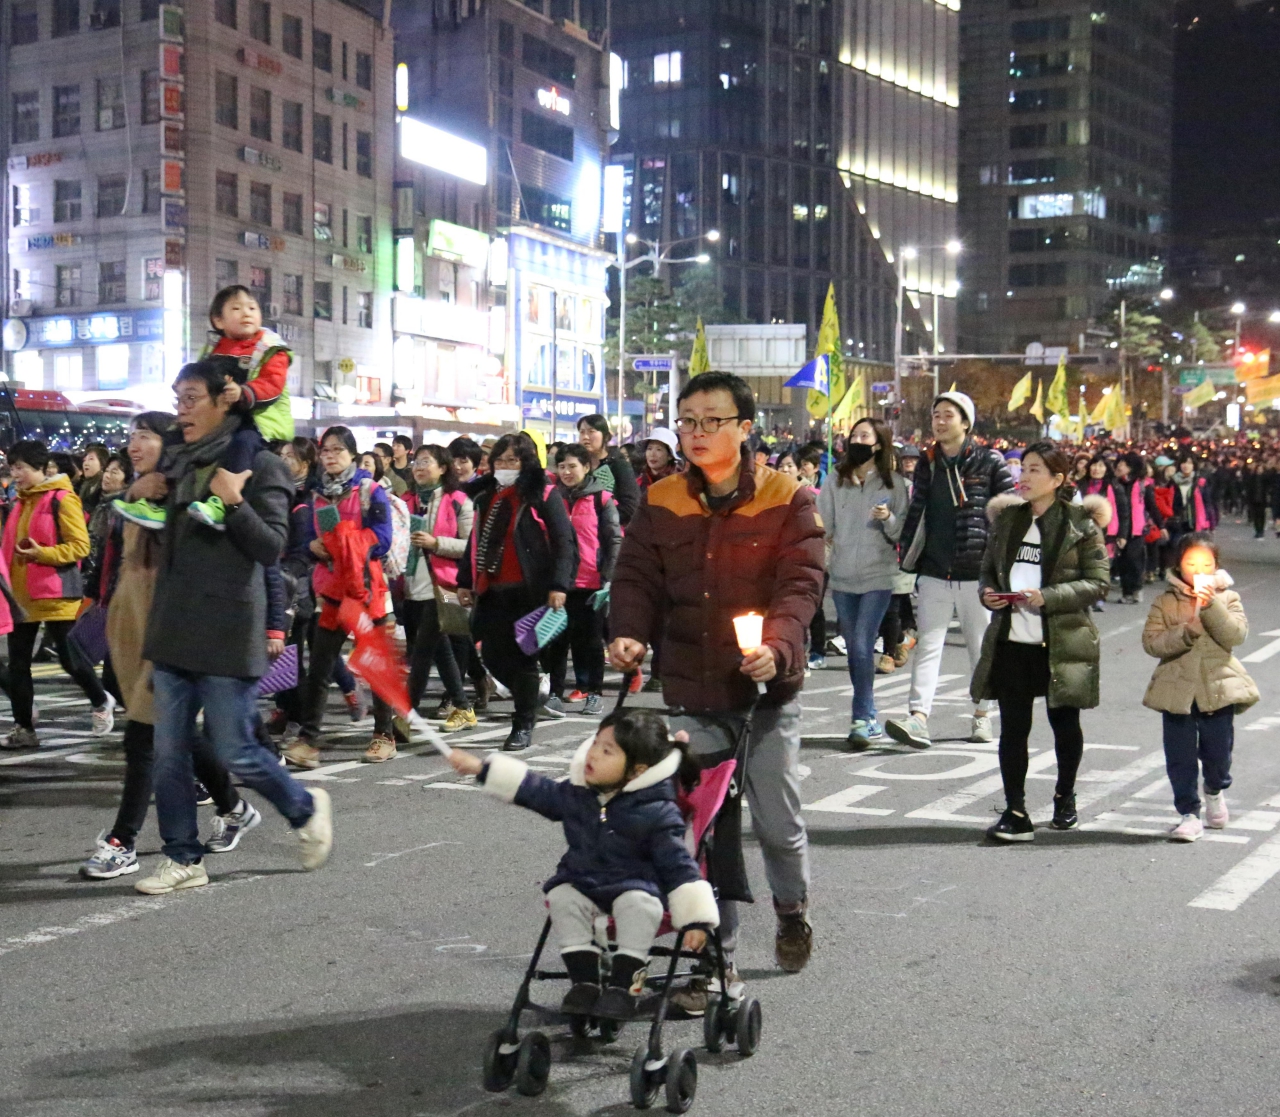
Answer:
[{"left": 3, "top": 520, "right": 1280, "bottom": 1116}]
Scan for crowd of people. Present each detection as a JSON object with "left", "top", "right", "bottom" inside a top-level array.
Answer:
[{"left": 0, "top": 283, "right": 1266, "bottom": 1007}]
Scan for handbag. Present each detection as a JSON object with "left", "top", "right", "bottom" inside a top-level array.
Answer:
[
  {"left": 434, "top": 585, "right": 472, "bottom": 637},
  {"left": 67, "top": 602, "right": 108, "bottom": 666}
]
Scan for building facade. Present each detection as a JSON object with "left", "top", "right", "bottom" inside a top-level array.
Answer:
[
  {"left": 3, "top": 0, "right": 395, "bottom": 430},
  {"left": 956, "top": 0, "right": 1172, "bottom": 354},
  {"left": 393, "top": 0, "right": 612, "bottom": 442},
  {"left": 611, "top": 0, "right": 947, "bottom": 371}
]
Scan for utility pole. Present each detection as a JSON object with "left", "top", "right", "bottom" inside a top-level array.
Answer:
[{"left": 616, "top": 239, "right": 626, "bottom": 437}]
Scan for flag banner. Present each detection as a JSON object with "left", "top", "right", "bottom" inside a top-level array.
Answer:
[
  {"left": 786, "top": 353, "right": 829, "bottom": 393},
  {"left": 1008, "top": 371, "right": 1033, "bottom": 412},
  {"left": 1045, "top": 353, "right": 1070, "bottom": 418}
]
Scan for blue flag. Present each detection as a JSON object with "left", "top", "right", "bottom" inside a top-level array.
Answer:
[{"left": 785, "top": 354, "right": 829, "bottom": 394}]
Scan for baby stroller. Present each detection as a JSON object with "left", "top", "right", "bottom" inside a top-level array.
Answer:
[{"left": 480, "top": 674, "right": 763, "bottom": 1112}]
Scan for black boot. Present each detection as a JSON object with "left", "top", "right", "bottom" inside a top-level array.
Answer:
[
  {"left": 560, "top": 949, "right": 601, "bottom": 1015},
  {"left": 593, "top": 954, "right": 645, "bottom": 1020}
]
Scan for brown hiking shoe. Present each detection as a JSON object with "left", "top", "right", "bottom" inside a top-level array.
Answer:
[
  {"left": 282, "top": 738, "right": 321, "bottom": 770},
  {"left": 774, "top": 902, "right": 813, "bottom": 973},
  {"left": 363, "top": 734, "right": 397, "bottom": 763}
]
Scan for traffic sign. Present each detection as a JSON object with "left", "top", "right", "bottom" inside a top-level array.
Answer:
[
  {"left": 871, "top": 381, "right": 893, "bottom": 394},
  {"left": 633, "top": 356, "right": 674, "bottom": 372}
]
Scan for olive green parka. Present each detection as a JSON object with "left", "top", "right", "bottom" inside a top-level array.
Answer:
[{"left": 970, "top": 493, "right": 1112, "bottom": 709}]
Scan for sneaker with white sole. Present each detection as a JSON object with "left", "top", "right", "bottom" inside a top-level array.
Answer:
[
  {"left": 296, "top": 787, "right": 333, "bottom": 870},
  {"left": 80, "top": 833, "right": 139, "bottom": 879},
  {"left": 442, "top": 706, "right": 478, "bottom": 732},
  {"left": 135, "top": 855, "right": 208, "bottom": 894},
  {"left": 885, "top": 712, "right": 931, "bottom": 749},
  {"left": 204, "top": 800, "right": 262, "bottom": 853},
  {"left": 969, "top": 713, "right": 994, "bottom": 743},
  {"left": 987, "top": 807, "right": 1035, "bottom": 842},
  {"left": 1170, "top": 814, "right": 1204, "bottom": 842},
  {"left": 1204, "top": 791, "right": 1229, "bottom": 829},
  {"left": 91, "top": 693, "right": 117, "bottom": 736}
]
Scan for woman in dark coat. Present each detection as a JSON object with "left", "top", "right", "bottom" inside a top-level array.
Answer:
[
  {"left": 576, "top": 413, "right": 640, "bottom": 525},
  {"left": 457, "top": 433, "right": 578, "bottom": 752}
]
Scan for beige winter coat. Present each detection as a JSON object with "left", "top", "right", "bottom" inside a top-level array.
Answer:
[{"left": 1142, "top": 574, "right": 1259, "bottom": 715}]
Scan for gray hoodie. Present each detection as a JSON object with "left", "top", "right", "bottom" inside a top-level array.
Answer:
[{"left": 816, "top": 467, "right": 909, "bottom": 594}]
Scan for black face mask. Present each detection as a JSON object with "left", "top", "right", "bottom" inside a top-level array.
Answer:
[{"left": 845, "top": 443, "right": 875, "bottom": 468}]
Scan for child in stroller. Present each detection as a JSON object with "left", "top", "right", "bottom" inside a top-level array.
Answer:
[{"left": 449, "top": 707, "right": 719, "bottom": 1020}]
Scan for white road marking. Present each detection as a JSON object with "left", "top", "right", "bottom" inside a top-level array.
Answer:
[
  {"left": 364, "top": 840, "right": 461, "bottom": 868},
  {"left": 856, "top": 749, "right": 1001, "bottom": 783},
  {"left": 0, "top": 745, "right": 101, "bottom": 767},
  {"left": 1101, "top": 623, "right": 1137, "bottom": 640},
  {"left": 1189, "top": 830, "right": 1280, "bottom": 910},
  {"left": 1243, "top": 715, "right": 1280, "bottom": 733},
  {"left": 806, "top": 784, "right": 893, "bottom": 816},
  {"left": 1241, "top": 630, "right": 1280, "bottom": 663},
  {"left": 1080, "top": 822, "right": 1249, "bottom": 844},
  {"left": 424, "top": 782, "right": 480, "bottom": 791},
  {"left": 1229, "top": 810, "right": 1280, "bottom": 832},
  {"left": 0, "top": 874, "right": 262, "bottom": 959},
  {"left": 1128, "top": 776, "right": 1171, "bottom": 802}
]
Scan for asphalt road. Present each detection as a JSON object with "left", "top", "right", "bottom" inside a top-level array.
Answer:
[{"left": 3, "top": 520, "right": 1280, "bottom": 1117}]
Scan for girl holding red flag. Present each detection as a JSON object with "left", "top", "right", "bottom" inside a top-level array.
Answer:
[{"left": 283, "top": 426, "right": 395, "bottom": 769}]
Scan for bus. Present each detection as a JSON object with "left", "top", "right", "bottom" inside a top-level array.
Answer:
[{"left": 0, "top": 388, "right": 140, "bottom": 452}]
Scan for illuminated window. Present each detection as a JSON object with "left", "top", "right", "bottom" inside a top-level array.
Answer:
[
  {"left": 283, "top": 273, "right": 303, "bottom": 314},
  {"left": 13, "top": 351, "right": 44, "bottom": 389},
  {"left": 1016, "top": 192, "right": 1073, "bottom": 219},
  {"left": 654, "top": 51, "right": 682, "bottom": 84},
  {"left": 97, "top": 344, "right": 130, "bottom": 388},
  {"left": 54, "top": 351, "right": 83, "bottom": 389},
  {"left": 12, "top": 184, "right": 38, "bottom": 227}
]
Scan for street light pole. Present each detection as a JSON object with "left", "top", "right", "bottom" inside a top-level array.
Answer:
[{"left": 617, "top": 238, "right": 626, "bottom": 438}]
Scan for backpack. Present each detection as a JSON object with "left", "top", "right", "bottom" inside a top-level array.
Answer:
[{"left": 358, "top": 478, "right": 412, "bottom": 579}]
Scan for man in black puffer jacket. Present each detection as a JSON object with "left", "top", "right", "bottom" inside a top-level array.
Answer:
[{"left": 886, "top": 391, "right": 1014, "bottom": 750}]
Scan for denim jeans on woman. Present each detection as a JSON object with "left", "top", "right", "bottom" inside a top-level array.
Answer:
[
  {"left": 832, "top": 589, "right": 893, "bottom": 723},
  {"left": 152, "top": 667, "right": 315, "bottom": 864}
]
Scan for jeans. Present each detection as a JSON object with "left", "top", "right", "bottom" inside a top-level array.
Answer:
[
  {"left": 832, "top": 589, "right": 893, "bottom": 722},
  {"left": 547, "top": 883, "right": 665, "bottom": 963},
  {"left": 152, "top": 666, "right": 315, "bottom": 864},
  {"left": 1163, "top": 703, "right": 1234, "bottom": 817},
  {"left": 403, "top": 597, "right": 467, "bottom": 711},
  {"left": 472, "top": 586, "right": 541, "bottom": 730},
  {"left": 299, "top": 622, "right": 393, "bottom": 740},
  {"left": 909, "top": 576, "right": 992, "bottom": 716},
  {"left": 671, "top": 701, "right": 808, "bottom": 954},
  {"left": 545, "top": 589, "right": 605, "bottom": 697},
  {"left": 9, "top": 619, "right": 107, "bottom": 730},
  {"left": 110, "top": 719, "right": 239, "bottom": 848}
]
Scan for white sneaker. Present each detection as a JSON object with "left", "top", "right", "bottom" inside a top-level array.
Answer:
[
  {"left": 91, "top": 693, "right": 117, "bottom": 736},
  {"left": 1204, "top": 791, "right": 1229, "bottom": 829},
  {"left": 493, "top": 678, "right": 512, "bottom": 700},
  {"left": 134, "top": 855, "right": 209, "bottom": 894},
  {"left": 1170, "top": 814, "right": 1204, "bottom": 842},
  {"left": 969, "top": 714, "right": 994, "bottom": 743},
  {"left": 296, "top": 787, "right": 333, "bottom": 870},
  {"left": 538, "top": 673, "right": 551, "bottom": 700}
]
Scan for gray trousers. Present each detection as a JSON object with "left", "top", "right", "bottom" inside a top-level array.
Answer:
[
  {"left": 547, "top": 883, "right": 665, "bottom": 963},
  {"left": 671, "top": 700, "right": 809, "bottom": 953}
]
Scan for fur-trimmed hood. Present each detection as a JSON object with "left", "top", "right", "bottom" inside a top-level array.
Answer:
[
  {"left": 567, "top": 735, "right": 682, "bottom": 794},
  {"left": 984, "top": 491, "right": 1112, "bottom": 530}
]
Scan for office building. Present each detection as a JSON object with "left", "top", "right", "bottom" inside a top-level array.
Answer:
[
  {"left": 3, "top": 0, "right": 394, "bottom": 428},
  {"left": 956, "top": 0, "right": 1172, "bottom": 354},
  {"left": 611, "top": 0, "right": 951, "bottom": 369},
  {"left": 392, "top": 0, "right": 613, "bottom": 441}
]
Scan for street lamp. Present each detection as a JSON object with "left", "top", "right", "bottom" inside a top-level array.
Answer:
[
  {"left": 1269, "top": 310, "right": 1280, "bottom": 324},
  {"left": 893, "top": 243, "right": 960, "bottom": 429},
  {"left": 1232, "top": 302, "right": 1246, "bottom": 351},
  {"left": 615, "top": 229, "right": 719, "bottom": 437},
  {"left": 1159, "top": 288, "right": 1174, "bottom": 301}
]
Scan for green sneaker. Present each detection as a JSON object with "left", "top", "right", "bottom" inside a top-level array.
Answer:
[
  {"left": 188, "top": 496, "right": 227, "bottom": 531},
  {"left": 115, "top": 499, "right": 167, "bottom": 530}
]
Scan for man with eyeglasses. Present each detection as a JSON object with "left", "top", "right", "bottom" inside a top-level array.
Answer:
[
  {"left": 129, "top": 360, "right": 333, "bottom": 894},
  {"left": 608, "top": 371, "right": 825, "bottom": 996}
]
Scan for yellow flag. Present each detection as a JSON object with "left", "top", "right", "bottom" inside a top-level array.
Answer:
[
  {"left": 1087, "top": 390, "right": 1111, "bottom": 426},
  {"left": 1102, "top": 383, "right": 1126, "bottom": 431},
  {"left": 1029, "top": 379, "right": 1045, "bottom": 424},
  {"left": 689, "top": 317, "right": 710, "bottom": 374},
  {"left": 1045, "top": 353, "right": 1070, "bottom": 418},
  {"left": 1183, "top": 377, "right": 1217, "bottom": 409},
  {"left": 831, "top": 368, "right": 865, "bottom": 425},
  {"left": 807, "top": 282, "right": 845, "bottom": 420},
  {"left": 1008, "top": 371, "right": 1033, "bottom": 412}
]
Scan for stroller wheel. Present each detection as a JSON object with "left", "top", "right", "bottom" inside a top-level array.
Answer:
[
  {"left": 629, "top": 1045, "right": 662, "bottom": 1110},
  {"left": 569, "top": 1015, "right": 591, "bottom": 1040},
  {"left": 702, "top": 994, "right": 725, "bottom": 1053},
  {"left": 514, "top": 1031, "right": 551, "bottom": 1096},
  {"left": 597, "top": 1018, "right": 623, "bottom": 1044},
  {"left": 663, "top": 1048, "right": 697, "bottom": 1113},
  {"left": 733, "top": 997, "right": 762, "bottom": 1057},
  {"left": 482, "top": 1028, "right": 518, "bottom": 1092}
]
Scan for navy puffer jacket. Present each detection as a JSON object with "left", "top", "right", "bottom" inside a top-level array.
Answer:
[
  {"left": 899, "top": 438, "right": 1014, "bottom": 582},
  {"left": 478, "top": 739, "right": 719, "bottom": 929}
]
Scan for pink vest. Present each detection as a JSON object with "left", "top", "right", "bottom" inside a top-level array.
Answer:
[
  {"left": 427, "top": 491, "right": 465, "bottom": 590},
  {"left": 565, "top": 489, "right": 613, "bottom": 590},
  {"left": 1129, "top": 481, "right": 1145, "bottom": 537},
  {"left": 2, "top": 489, "right": 79, "bottom": 600}
]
